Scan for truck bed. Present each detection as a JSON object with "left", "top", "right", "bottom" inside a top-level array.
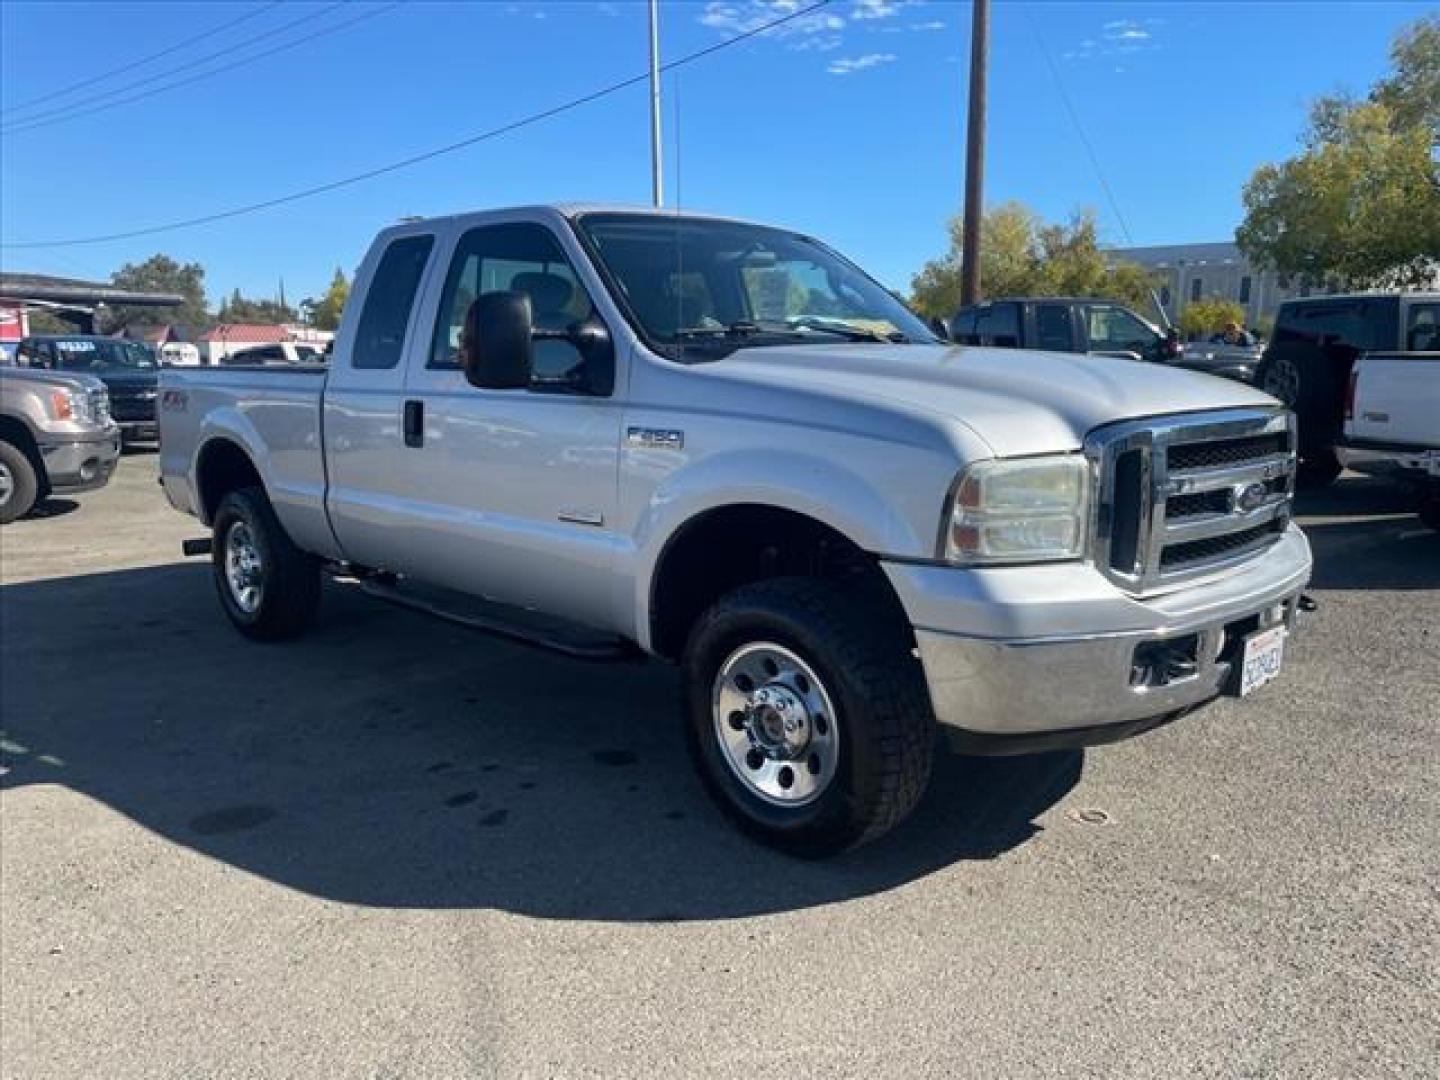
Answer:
[
  {"left": 1346, "top": 351, "right": 1440, "bottom": 450},
  {"left": 158, "top": 365, "right": 335, "bottom": 556}
]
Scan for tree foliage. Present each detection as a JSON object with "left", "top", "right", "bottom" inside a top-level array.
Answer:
[
  {"left": 909, "top": 203, "right": 1158, "bottom": 318},
  {"left": 303, "top": 268, "right": 350, "bottom": 331},
  {"left": 1178, "top": 299, "right": 1247, "bottom": 340},
  {"left": 216, "top": 288, "right": 298, "bottom": 326},
  {"left": 1236, "top": 15, "right": 1440, "bottom": 290},
  {"left": 107, "top": 254, "right": 210, "bottom": 332}
]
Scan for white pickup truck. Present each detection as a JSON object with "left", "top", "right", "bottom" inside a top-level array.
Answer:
[
  {"left": 160, "top": 205, "right": 1312, "bottom": 854},
  {"left": 1343, "top": 349, "right": 1440, "bottom": 529}
]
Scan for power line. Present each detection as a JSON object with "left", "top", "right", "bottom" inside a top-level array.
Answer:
[
  {"left": 2, "top": 0, "right": 833, "bottom": 250},
  {"left": 0, "top": 1, "right": 284, "bottom": 117},
  {"left": 1021, "top": 4, "right": 1135, "bottom": 245},
  {"left": 2, "top": 2, "right": 356, "bottom": 134}
]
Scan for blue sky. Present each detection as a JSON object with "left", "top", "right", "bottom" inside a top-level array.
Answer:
[{"left": 0, "top": 0, "right": 1430, "bottom": 308}]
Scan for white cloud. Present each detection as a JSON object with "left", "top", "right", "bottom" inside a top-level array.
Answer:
[
  {"left": 1066, "top": 18, "right": 1162, "bottom": 61},
  {"left": 791, "top": 34, "right": 844, "bottom": 52},
  {"left": 826, "top": 52, "right": 897, "bottom": 75},
  {"left": 851, "top": 0, "right": 901, "bottom": 19},
  {"left": 699, "top": 1, "right": 846, "bottom": 44}
]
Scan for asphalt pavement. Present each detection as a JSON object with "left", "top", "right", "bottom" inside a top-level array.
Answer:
[{"left": 2, "top": 454, "right": 1437, "bottom": 1078}]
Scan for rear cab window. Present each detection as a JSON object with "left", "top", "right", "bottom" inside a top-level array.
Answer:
[{"left": 352, "top": 234, "right": 435, "bottom": 371}]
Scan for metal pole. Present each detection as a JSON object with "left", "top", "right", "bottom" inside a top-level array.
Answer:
[
  {"left": 959, "top": 0, "right": 988, "bottom": 306},
  {"left": 648, "top": 0, "right": 663, "bottom": 208}
]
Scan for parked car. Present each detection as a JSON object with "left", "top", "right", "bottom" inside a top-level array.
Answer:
[
  {"left": 1342, "top": 349, "right": 1440, "bottom": 530},
  {"left": 17, "top": 334, "right": 160, "bottom": 445},
  {"left": 0, "top": 365, "right": 120, "bottom": 523},
  {"left": 160, "top": 205, "right": 1311, "bottom": 856},
  {"left": 1254, "top": 292, "right": 1440, "bottom": 486},
  {"left": 221, "top": 342, "right": 325, "bottom": 366}
]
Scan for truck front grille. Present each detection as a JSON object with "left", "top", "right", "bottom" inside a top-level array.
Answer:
[{"left": 1086, "top": 408, "right": 1296, "bottom": 594}]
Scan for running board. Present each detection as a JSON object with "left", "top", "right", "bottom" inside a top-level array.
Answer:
[{"left": 357, "top": 578, "right": 640, "bottom": 662}]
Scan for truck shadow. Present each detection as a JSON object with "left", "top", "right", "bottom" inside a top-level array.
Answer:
[
  {"left": 1296, "top": 476, "right": 1439, "bottom": 590},
  {"left": 1, "top": 564, "right": 1079, "bottom": 922}
]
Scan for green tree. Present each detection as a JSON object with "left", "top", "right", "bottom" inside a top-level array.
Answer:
[
  {"left": 1236, "top": 15, "right": 1440, "bottom": 290},
  {"left": 909, "top": 203, "right": 1158, "bottom": 319},
  {"left": 1178, "top": 299, "right": 1247, "bottom": 341},
  {"left": 216, "top": 288, "right": 298, "bottom": 325},
  {"left": 107, "top": 254, "right": 210, "bottom": 332},
  {"left": 304, "top": 268, "right": 350, "bottom": 331}
]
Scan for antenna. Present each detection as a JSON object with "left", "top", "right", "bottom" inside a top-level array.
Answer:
[{"left": 648, "top": 0, "right": 664, "bottom": 207}]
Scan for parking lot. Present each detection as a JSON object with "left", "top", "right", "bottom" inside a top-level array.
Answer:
[{"left": 1, "top": 454, "right": 1437, "bottom": 1078}]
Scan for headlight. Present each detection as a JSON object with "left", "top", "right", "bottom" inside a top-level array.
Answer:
[
  {"left": 49, "top": 388, "right": 93, "bottom": 423},
  {"left": 942, "top": 454, "right": 1090, "bottom": 563}
]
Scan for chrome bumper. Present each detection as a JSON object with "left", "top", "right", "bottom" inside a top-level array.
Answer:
[
  {"left": 888, "top": 525, "right": 1313, "bottom": 751},
  {"left": 39, "top": 429, "right": 121, "bottom": 494}
]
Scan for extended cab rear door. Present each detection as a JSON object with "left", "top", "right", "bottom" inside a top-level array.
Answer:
[{"left": 323, "top": 229, "right": 438, "bottom": 569}]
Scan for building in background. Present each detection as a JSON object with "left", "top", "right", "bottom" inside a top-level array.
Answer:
[{"left": 1107, "top": 242, "right": 1311, "bottom": 332}]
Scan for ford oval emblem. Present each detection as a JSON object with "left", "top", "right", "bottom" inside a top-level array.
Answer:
[{"left": 1234, "top": 482, "right": 1268, "bottom": 513}]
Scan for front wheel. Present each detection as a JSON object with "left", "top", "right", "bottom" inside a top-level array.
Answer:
[
  {"left": 0, "top": 441, "right": 39, "bottom": 525},
  {"left": 682, "top": 578, "right": 934, "bottom": 857},
  {"left": 211, "top": 486, "right": 321, "bottom": 640}
]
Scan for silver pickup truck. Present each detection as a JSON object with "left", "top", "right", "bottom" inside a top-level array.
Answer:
[
  {"left": 1, "top": 365, "right": 119, "bottom": 523},
  {"left": 160, "top": 205, "right": 1312, "bottom": 855}
]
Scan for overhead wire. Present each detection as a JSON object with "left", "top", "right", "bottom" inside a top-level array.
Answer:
[{"left": 2, "top": 0, "right": 835, "bottom": 249}]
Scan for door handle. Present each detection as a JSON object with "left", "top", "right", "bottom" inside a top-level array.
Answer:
[{"left": 403, "top": 399, "right": 423, "bottom": 448}]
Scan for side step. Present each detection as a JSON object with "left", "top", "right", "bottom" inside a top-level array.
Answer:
[{"left": 357, "top": 577, "right": 640, "bottom": 663}]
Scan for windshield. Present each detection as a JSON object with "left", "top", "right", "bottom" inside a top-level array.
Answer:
[
  {"left": 573, "top": 213, "right": 935, "bottom": 357},
  {"left": 53, "top": 338, "right": 157, "bottom": 370}
]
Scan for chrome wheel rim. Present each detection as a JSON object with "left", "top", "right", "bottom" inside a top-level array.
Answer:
[
  {"left": 711, "top": 642, "right": 840, "bottom": 807},
  {"left": 1262, "top": 358, "right": 1299, "bottom": 406},
  {"left": 224, "top": 520, "right": 264, "bottom": 615},
  {"left": 0, "top": 462, "right": 12, "bottom": 508}
]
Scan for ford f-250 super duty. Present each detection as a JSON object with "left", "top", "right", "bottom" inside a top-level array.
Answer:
[{"left": 160, "top": 205, "right": 1313, "bottom": 855}]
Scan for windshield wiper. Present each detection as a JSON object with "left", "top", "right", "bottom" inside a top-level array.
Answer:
[
  {"left": 673, "top": 318, "right": 905, "bottom": 344},
  {"left": 784, "top": 317, "right": 904, "bottom": 343}
]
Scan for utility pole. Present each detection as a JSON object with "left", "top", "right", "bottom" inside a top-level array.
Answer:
[
  {"left": 960, "top": 0, "right": 989, "bottom": 306},
  {"left": 648, "top": 0, "right": 663, "bottom": 208}
]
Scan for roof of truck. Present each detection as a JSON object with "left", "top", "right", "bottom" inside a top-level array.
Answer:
[{"left": 390, "top": 203, "right": 766, "bottom": 230}]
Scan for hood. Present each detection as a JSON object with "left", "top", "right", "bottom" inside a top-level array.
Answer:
[
  {"left": 713, "top": 343, "right": 1279, "bottom": 457},
  {"left": 0, "top": 366, "right": 106, "bottom": 393}
]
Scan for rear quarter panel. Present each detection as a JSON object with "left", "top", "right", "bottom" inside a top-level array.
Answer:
[{"left": 159, "top": 367, "right": 338, "bottom": 557}]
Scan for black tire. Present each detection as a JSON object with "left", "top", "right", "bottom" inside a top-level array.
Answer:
[
  {"left": 1258, "top": 348, "right": 1345, "bottom": 489},
  {"left": 0, "top": 440, "right": 39, "bottom": 525},
  {"left": 1294, "top": 445, "right": 1343, "bottom": 489},
  {"left": 682, "top": 577, "right": 934, "bottom": 857},
  {"left": 211, "top": 486, "right": 321, "bottom": 640},
  {"left": 1420, "top": 486, "right": 1440, "bottom": 533}
]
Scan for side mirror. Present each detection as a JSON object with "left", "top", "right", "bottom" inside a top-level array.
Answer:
[
  {"left": 928, "top": 316, "right": 952, "bottom": 342},
  {"left": 463, "top": 291, "right": 533, "bottom": 390}
]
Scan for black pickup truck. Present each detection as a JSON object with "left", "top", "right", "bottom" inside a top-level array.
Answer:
[
  {"left": 945, "top": 297, "right": 1257, "bottom": 379},
  {"left": 17, "top": 335, "right": 160, "bottom": 444}
]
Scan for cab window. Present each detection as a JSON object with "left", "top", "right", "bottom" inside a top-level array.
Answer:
[
  {"left": 974, "top": 303, "right": 1020, "bottom": 347},
  {"left": 353, "top": 234, "right": 435, "bottom": 371},
  {"left": 1406, "top": 303, "right": 1440, "bottom": 352},
  {"left": 429, "top": 222, "right": 598, "bottom": 387},
  {"left": 1085, "top": 305, "right": 1156, "bottom": 354},
  {"left": 1034, "top": 304, "right": 1074, "bottom": 352}
]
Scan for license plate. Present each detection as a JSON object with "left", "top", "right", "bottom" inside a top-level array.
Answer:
[{"left": 1238, "top": 626, "right": 1285, "bottom": 697}]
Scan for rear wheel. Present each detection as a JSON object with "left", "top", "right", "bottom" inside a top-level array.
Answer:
[
  {"left": 211, "top": 486, "right": 321, "bottom": 640},
  {"left": 0, "top": 441, "right": 39, "bottom": 524},
  {"left": 682, "top": 577, "right": 934, "bottom": 857}
]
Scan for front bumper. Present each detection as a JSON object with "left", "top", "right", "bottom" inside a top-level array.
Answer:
[
  {"left": 118, "top": 419, "right": 160, "bottom": 442},
  {"left": 884, "top": 525, "right": 1312, "bottom": 753},
  {"left": 40, "top": 428, "right": 121, "bottom": 495}
]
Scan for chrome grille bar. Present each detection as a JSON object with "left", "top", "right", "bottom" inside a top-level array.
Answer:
[{"left": 1085, "top": 408, "right": 1296, "bottom": 595}]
